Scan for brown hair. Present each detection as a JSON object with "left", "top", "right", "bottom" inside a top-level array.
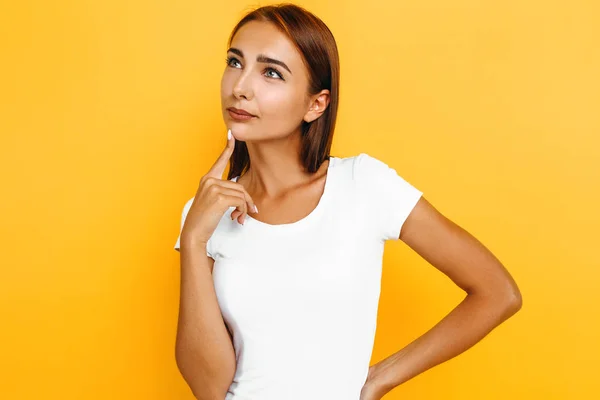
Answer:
[{"left": 225, "top": 3, "right": 340, "bottom": 180}]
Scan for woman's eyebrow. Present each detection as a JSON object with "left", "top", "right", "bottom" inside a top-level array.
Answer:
[{"left": 227, "top": 47, "right": 292, "bottom": 75}]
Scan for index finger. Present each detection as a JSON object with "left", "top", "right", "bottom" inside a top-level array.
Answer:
[{"left": 206, "top": 129, "right": 235, "bottom": 179}]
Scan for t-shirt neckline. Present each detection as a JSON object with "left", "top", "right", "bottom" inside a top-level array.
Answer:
[{"left": 231, "top": 156, "right": 336, "bottom": 232}]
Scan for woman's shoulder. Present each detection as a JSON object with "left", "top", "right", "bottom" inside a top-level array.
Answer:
[{"left": 331, "top": 152, "right": 388, "bottom": 181}]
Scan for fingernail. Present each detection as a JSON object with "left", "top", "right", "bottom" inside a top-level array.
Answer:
[
  {"left": 227, "top": 129, "right": 232, "bottom": 140},
  {"left": 254, "top": 205, "right": 259, "bottom": 213}
]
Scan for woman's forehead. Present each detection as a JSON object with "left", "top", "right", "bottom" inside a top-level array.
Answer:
[{"left": 230, "top": 21, "right": 303, "bottom": 70}]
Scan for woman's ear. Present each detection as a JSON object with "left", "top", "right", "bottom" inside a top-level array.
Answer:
[{"left": 303, "top": 90, "right": 330, "bottom": 123}]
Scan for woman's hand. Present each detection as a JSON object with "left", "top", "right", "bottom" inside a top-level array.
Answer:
[{"left": 179, "top": 129, "right": 258, "bottom": 250}]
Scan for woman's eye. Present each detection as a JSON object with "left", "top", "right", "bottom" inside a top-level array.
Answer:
[
  {"left": 265, "top": 68, "right": 283, "bottom": 80},
  {"left": 225, "top": 57, "right": 241, "bottom": 68},
  {"left": 225, "top": 57, "right": 283, "bottom": 80}
]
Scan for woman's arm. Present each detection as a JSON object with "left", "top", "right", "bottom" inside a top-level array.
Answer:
[
  {"left": 175, "top": 244, "right": 236, "bottom": 400},
  {"left": 363, "top": 196, "right": 522, "bottom": 399}
]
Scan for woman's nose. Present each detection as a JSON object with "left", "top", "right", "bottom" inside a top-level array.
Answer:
[{"left": 232, "top": 73, "right": 254, "bottom": 100}]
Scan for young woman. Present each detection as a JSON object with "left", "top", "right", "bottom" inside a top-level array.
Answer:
[{"left": 174, "top": 4, "right": 522, "bottom": 400}]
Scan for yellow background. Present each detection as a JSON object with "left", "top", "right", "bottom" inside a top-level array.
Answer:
[{"left": 1, "top": 0, "right": 598, "bottom": 398}]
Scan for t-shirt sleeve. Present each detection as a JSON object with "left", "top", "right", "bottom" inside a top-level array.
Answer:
[
  {"left": 353, "top": 153, "right": 423, "bottom": 241},
  {"left": 174, "top": 197, "right": 214, "bottom": 259}
]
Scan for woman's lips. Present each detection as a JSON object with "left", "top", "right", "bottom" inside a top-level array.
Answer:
[{"left": 227, "top": 109, "right": 256, "bottom": 122}]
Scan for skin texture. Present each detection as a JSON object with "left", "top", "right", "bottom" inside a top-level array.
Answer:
[{"left": 218, "top": 19, "right": 523, "bottom": 400}]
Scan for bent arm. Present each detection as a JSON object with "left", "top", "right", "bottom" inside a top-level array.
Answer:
[
  {"left": 175, "top": 244, "right": 236, "bottom": 400},
  {"left": 365, "top": 197, "right": 522, "bottom": 397}
]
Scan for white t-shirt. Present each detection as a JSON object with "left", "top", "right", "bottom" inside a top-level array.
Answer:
[{"left": 174, "top": 153, "right": 423, "bottom": 400}]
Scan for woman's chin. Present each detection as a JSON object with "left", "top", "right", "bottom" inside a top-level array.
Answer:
[{"left": 227, "top": 126, "right": 250, "bottom": 141}]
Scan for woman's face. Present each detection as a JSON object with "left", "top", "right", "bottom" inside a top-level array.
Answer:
[{"left": 220, "top": 20, "right": 321, "bottom": 142}]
